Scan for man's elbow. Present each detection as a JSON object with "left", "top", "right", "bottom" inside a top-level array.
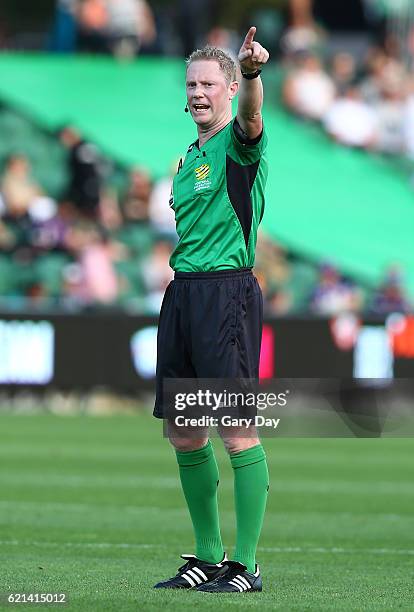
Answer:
[
  {"left": 240, "top": 110, "right": 262, "bottom": 122},
  {"left": 238, "top": 114, "right": 263, "bottom": 139}
]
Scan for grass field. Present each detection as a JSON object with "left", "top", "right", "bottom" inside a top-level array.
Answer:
[{"left": 0, "top": 412, "right": 413, "bottom": 611}]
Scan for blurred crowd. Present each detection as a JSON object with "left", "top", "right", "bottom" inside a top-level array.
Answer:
[
  {"left": 48, "top": 0, "right": 223, "bottom": 58},
  {"left": 0, "top": 0, "right": 413, "bottom": 314},
  {"left": 0, "top": 124, "right": 178, "bottom": 313},
  {"left": 277, "top": 1, "right": 414, "bottom": 157},
  {"left": 282, "top": 47, "right": 414, "bottom": 156},
  {"left": 0, "top": 119, "right": 409, "bottom": 315},
  {"left": 48, "top": 0, "right": 414, "bottom": 158},
  {"left": 50, "top": 0, "right": 157, "bottom": 57},
  {"left": 255, "top": 236, "right": 409, "bottom": 317}
]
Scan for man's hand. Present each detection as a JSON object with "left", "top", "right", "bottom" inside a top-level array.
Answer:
[
  {"left": 238, "top": 26, "right": 269, "bottom": 74},
  {"left": 236, "top": 27, "right": 267, "bottom": 139}
]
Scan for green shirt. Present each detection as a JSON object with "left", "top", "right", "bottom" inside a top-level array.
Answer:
[{"left": 169, "top": 117, "right": 268, "bottom": 272}]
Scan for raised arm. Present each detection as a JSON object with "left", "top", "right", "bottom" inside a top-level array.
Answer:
[{"left": 237, "top": 27, "right": 270, "bottom": 140}]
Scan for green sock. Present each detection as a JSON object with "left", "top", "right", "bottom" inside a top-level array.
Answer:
[
  {"left": 175, "top": 440, "right": 224, "bottom": 564},
  {"left": 230, "top": 444, "right": 269, "bottom": 573}
]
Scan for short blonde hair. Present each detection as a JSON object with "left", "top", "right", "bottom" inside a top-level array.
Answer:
[{"left": 186, "top": 46, "right": 237, "bottom": 84}]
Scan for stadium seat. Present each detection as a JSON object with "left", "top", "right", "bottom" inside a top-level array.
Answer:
[
  {"left": 114, "top": 224, "right": 154, "bottom": 257},
  {"left": 34, "top": 253, "right": 71, "bottom": 297}
]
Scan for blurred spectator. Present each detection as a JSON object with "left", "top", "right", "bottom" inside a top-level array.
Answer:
[
  {"left": 310, "top": 264, "right": 362, "bottom": 315},
  {"left": 283, "top": 52, "right": 336, "bottom": 121},
  {"left": 323, "top": 85, "right": 377, "bottom": 149},
  {"left": 59, "top": 126, "right": 102, "bottom": 217},
  {"left": 176, "top": 0, "right": 217, "bottom": 57},
  {"left": 255, "top": 233, "right": 291, "bottom": 289},
  {"left": 122, "top": 167, "right": 152, "bottom": 223},
  {"left": 359, "top": 49, "right": 391, "bottom": 105},
  {"left": 369, "top": 267, "right": 408, "bottom": 315},
  {"left": 148, "top": 161, "right": 178, "bottom": 237},
  {"left": 205, "top": 27, "right": 237, "bottom": 57},
  {"left": 373, "top": 73, "right": 405, "bottom": 155},
  {"left": 330, "top": 52, "right": 357, "bottom": 95},
  {"left": 255, "top": 234, "right": 294, "bottom": 315},
  {"left": 27, "top": 202, "right": 68, "bottom": 253},
  {"left": 49, "top": 0, "right": 79, "bottom": 53},
  {"left": 99, "top": 187, "right": 124, "bottom": 232},
  {"left": 0, "top": 155, "right": 57, "bottom": 226},
  {"left": 77, "top": 0, "right": 156, "bottom": 57},
  {"left": 105, "top": 0, "right": 156, "bottom": 58},
  {"left": 365, "top": 55, "right": 408, "bottom": 145},
  {"left": 77, "top": 0, "right": 108, "bottom": 53},
  {"left": 1, "top": 155, "right": 43, "bottom": 218},
  {"left": 64, "top": 221, "right": 119, "bottom": 304},
  {"left": 402, "top": 82, "right": 414, "bottom": 159},
  {"left": 0, "top": 218, "right": 16, "bottom": 252},
  {"left": 281, "top": 0, "right": 324, "bottom": 56},
  {"left": 265, "top": 289, "right": 293, "bottom": 316},
  {"left": 141, "top": 239, "right": 174, "bottom": 312},
  {"left": 81, "top": 235, "right": 119, "bottom": 304}
]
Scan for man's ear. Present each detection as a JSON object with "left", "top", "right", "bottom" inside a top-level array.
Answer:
[{"left": 229, "top": 80, "right": 239, "bottom": 99}]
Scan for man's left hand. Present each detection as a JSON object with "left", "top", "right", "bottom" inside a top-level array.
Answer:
[{"left": 238, "top": 26, "right": 270, "bottom": 74}]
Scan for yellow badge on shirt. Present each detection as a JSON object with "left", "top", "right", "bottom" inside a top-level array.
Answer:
[
  {"left": 194, "top": 164, "right": 211, "bottom": 191},
  {"left": 195, "top": 164, "right": 210, "bottom": 180}
]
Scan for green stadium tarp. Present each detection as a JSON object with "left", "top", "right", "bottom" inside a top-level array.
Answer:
[{"left": 1, "top": 53, "right": 413, "bottom": 298}]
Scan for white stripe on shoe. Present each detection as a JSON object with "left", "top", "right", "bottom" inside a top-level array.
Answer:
[
  {"left": 186, "top": 570, "right": 202, "bottom": 584},
  {"left": 237, "top": 575, "right": 251, "bottom": 589},
  {"left": 229, "top": 580, "right": 244, "bottom": 592},
  {"left": 192, "top": 567, "right": 208, "bottom": 581},
  {"left": 254, "top": 565, "right": 260, "bottom": 577},
  {"left": 182, "top": 573, "right": 196, "bottom": 587},
  {"left": 232, "top": 577, "right": 247, "bottom": 591}
]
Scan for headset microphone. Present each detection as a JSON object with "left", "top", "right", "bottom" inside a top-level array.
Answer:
[{"left": 184, "top": 104, "right": 189, "bottom": 113}]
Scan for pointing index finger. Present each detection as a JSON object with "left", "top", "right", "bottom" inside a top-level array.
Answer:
[{"left": 244, "top": 26, "right": 256, "bottom": 47}]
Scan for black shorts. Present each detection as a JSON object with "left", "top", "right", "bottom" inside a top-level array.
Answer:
[{"left": 153, "top": 268, "right": 263, "bottom": 418}]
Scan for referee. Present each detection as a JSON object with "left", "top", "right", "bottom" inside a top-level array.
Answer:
[{"left": 154, "top": 27, "right": 270, "bottom": 594}]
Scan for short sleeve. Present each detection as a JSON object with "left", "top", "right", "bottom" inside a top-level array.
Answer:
[{"left": 226, "top": 117, "right": 268, "bottom": 165}]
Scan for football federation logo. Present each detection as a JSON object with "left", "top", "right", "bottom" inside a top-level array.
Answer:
[{"left": 195, "top": 164, "right": 210, "bottom": 181}]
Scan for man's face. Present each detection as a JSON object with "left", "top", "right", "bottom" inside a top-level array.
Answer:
[{"left": 186, "top": 60, "right": 237, "bottom": 127}]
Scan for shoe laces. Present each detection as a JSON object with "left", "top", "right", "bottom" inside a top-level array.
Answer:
[
  {"left": 177, "top": 558, "right": 198, "bottom": 574},
  {"left": 219, "top": 560, "right": 247, "bottom": 581}
]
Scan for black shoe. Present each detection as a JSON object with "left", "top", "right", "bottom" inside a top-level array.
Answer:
[
  {"left": 197, "top": 560, "right": 262, "bottom": 593},
  {"left": 153, "top": 553, "right": 228, "bottom": 589}
]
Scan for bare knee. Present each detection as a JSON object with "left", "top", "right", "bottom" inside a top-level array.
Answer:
[
  {"left": 167, "top": 421, "right": 208, "bottom": 452},
  {"left": 219, "top": 426, "right": 260, "bottom": 455},
  {"left": 223, "top": 437, "right": 260, "bottom": 455},
  {"left": 169, "top": 436, "right": 209, "bottom": 452}
]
